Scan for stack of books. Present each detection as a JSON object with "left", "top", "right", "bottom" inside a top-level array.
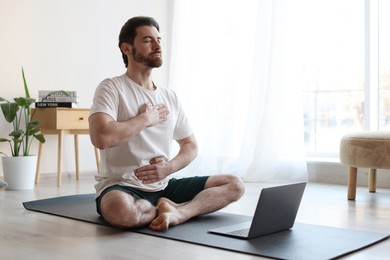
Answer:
[{"left": 35, "top": 90, "right": 78, "bottom": 108}]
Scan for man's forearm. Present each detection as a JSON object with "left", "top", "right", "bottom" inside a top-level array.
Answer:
[
  {"left": 90, "top": 113, "right": 149, "bottom": 149},
  {"left": 169, "top": 136, "right": 198, "bottom": 174}
]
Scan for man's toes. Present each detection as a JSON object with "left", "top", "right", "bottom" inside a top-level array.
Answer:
[{"left": 149, "top": 216, "right": 169, "bottom": 231}]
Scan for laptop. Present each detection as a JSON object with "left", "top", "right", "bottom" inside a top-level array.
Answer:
[{"left": 208, "top": 182, "right": 306, "bottom": 239}]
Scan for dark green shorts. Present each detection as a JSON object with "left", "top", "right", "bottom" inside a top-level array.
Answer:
[{"left": 95, "top": 176, "right": 209, "bottom": 215}]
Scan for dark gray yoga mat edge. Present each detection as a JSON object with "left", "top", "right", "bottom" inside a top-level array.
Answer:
[{"left": 23, "top": 194, "right": 389, "bottom": 260}]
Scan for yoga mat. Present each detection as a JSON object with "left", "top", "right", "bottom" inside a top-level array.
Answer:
[{"left": 23, "top": 194, "right": 389, "bottom": 260}]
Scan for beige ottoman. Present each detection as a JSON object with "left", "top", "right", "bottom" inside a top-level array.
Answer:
[{"left": 339, "top": 131, "right": 390, "bottom": 200}]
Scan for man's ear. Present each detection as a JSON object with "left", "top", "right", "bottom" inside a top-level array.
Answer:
[{"left": 120, "top": 43, "right": 132, "bottom": 55}]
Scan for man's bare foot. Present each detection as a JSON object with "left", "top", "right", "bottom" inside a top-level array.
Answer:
[
  {"left": 149, "top": 198, "right": 186, "bottom": 231},
  {"left": 157, "top": 197, "right": 178, "bottom": 207}
]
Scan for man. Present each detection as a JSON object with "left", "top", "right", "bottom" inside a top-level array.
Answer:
[{"left": 89, "top": 16, "right": 244, "bottom": 231}]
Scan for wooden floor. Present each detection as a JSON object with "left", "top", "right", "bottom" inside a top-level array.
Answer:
[{"left": 1, "top": 173, "right": 389, "bottom": 260}]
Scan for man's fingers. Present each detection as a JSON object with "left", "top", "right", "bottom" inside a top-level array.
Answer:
[{"left": 149, "top": 156, "right": 166, "bottom": 164}]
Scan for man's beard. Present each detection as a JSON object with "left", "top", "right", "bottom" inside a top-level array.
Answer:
[{"left": 132, "top": 47, "right": 163, "bottom": 68}]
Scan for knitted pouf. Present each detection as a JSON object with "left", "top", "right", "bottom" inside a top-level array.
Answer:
[{"left": 339, "top": 131, "right": 390, "bottom": 200}]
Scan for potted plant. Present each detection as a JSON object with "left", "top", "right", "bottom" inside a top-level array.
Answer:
[{"left": 0, "top": 68, "right": 45, "bottom": 190}]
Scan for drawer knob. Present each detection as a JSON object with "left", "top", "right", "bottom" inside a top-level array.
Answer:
[{"left": 79, "top": 117, "right": 84, "bottom": 120}]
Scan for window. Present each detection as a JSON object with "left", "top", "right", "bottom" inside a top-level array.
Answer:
[
  {"left": 302, "top": 1, "right": 365, "bottom": 155},
  {"left": 378, "top": 0, "right": 390, "bottom": 130},
  {"left": 170, "top": 1, "right": 387, "bottom": 178},
  {"left": 302, "top": 0, "right": 389, "bottom": 157}
]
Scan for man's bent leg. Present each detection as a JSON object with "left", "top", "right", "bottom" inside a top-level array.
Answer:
[
  {"left": 149, "top": 174, "right": 245, "bottom": 231},
  {"left": 100, "top": 190, "right": 157, "bottom": 229}
]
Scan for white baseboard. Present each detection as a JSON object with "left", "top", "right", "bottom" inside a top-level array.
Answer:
[{"left": 307, "top": 161, "right": 390, "bottom": 189}]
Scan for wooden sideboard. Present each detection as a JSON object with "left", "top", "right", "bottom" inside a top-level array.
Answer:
[{"left": 31, "top": 108, "right": 99, "bottom": 186}]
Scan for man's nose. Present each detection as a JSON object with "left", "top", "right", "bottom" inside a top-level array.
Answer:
[{"left": 153, "top": 40, "right": 161, "bottom": 50}]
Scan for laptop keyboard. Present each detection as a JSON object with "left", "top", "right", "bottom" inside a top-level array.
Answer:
[{"left": 228, "top": 228, "right": 249, "bottom": 236}]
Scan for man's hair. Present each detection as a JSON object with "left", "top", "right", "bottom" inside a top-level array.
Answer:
[{"left": 118, "top": 16, "right": 160, "bottom": 67}]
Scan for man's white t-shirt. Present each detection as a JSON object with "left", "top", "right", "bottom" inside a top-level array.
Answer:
[{"left": 90, "top": 74, "right": 193, "bottom": 197}]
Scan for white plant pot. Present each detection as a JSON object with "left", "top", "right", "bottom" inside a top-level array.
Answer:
[{"left": 2, "top": 155, "right": 37, "bottom": 190}]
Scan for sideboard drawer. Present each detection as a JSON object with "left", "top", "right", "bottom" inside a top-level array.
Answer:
[
  {"left": 56, "top": 109, "right": 89, "bottom": 129},
  {"left": 31, "top": 108, "right": 90, "bottom": 130}
]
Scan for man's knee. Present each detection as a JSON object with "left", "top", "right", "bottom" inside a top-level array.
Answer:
[
  {"left": 206, "top": 174, "right": 245, "bottom": 201},
  {"left": 100, "top": 190, "right": 140, "bottom": 229},
  {"left": 227, "top": 175, "right": 245, "bottom": 201}
]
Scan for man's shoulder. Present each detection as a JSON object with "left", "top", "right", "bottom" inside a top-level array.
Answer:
[
  {"left": 158, "top": 86, "right": 178, "bottom": 98},
  {"left": 100, "top": 74, "right": 127, "bottom": 86},
  {"left": 97, "top": 75, "right": 134, "bottom": 93}
]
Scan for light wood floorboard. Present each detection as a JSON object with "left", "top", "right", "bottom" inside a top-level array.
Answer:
[{"left": 1, "top": 173, "right": 389, "bottom": 259}]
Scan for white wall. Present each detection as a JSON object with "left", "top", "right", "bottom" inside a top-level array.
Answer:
[{"left": 0, "top": 0, "right": 172, "bottom": 176}]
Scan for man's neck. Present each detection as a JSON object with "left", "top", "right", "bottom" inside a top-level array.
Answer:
[{"left": 126, "top": 67, "right": 155, "bottom": 90}]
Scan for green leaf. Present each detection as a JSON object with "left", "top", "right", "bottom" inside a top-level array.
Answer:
[
  {"left": 22, "top": 67, "right": 31, "bottom": 98},
  {"left": 0, "top": 102, "right": 18, "bottom": 123},
  {"left": 28, "top": 120, "right": 40, "bottom": 127},
  {"left": 22, "top": 67, "right": 33, "bottom": 117},
  {"left": 9, "top": 129, "right": 23, "bottom": 138},
  {"left": 27, "top": 128, "right": 39, "bottom": 135},
  {"left": 25, "top": 97, "right": 35, "bottom": 106},
  {"left": 11, "top": 137, "right": 22, "bottom": 143},
  {"left": 34, "top": 134, "right": 45, "bottom": 143},
  {"left": 14, "top": 97, "right": 35, "bottom": 107}
]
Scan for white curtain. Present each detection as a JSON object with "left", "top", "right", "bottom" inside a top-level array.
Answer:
[{"left": 168, "top": 0, "right": 307, "bottom": 182}]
